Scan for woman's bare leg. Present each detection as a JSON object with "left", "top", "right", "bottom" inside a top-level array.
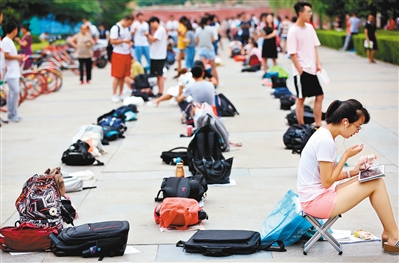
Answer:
[
  {"left": 208, "top": 59, "right": 219, "bottom": 84},
  {"left": 262, "top": 58, "right": 267, "bottom": 73},
  {"left": 331, "top": 178, "right": 398, "bottom": 245},
  {"left": 152, "top": 94, "right": 173, "bottom": 105}
]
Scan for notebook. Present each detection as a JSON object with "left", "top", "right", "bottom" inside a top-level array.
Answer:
[{"left": 358, "top": 165, "right": 385, "bottom": 183}]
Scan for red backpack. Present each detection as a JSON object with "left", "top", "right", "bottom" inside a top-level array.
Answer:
[
  {"left": 154, "top": 198, "right": 208, "bottom": 230},
  {"left": 0, "top": 222, "right": 58, "bottom": 252}
]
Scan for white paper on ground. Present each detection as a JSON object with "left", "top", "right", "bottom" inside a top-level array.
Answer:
[
  {"left": 124, "top": 246, "right": 141, "bottom": 254},
  {"left": 208, "top": 179, "right": 237, "bottom": 187},
  {"left": 68, "top": 170, "right": 94, "bottom": 180},
  {"left": 332, "top": 229, "right": 381, "bottom": 244},
  {"left": 160, "top": 222, "right": 204, "bottom": 232},
  {"left": 9, "top": 252, "right": 37, "bottom": 256}
]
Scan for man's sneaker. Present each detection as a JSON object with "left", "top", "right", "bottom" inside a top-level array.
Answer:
[
  {"left": 1, "top": 118, "right": 9, "bottom": 124},
  {"left": 111, "top": 95, "right": 120, "bottom": 103},
  {"left": 10, "top": 116, "right": 21, "bottom": 123}
]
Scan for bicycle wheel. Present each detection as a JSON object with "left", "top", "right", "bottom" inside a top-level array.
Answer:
[
  {"left": 42, "top": 69, "right": 63, "bottom": 93},
  {"left": 19, "top": 78, "right": 28, "bottom": 104},
  {"left": 22, "top": 73, "right": 44, "bottom": 100}
]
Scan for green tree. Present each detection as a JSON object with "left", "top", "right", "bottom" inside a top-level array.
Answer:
[
  {"left": 0, "top": 0, "right": 132, "bottom": 29},
  {"left": 96, "top": 0, "right": 133, "bottom": 29}
]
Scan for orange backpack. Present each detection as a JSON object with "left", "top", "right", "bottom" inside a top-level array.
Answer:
[{"left": 154, "top": 198, "right": 208, "bottom": 230}]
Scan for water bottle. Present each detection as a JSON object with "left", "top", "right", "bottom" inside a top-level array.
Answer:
[{"left": 175, "top": 162, "right": 184, "bottom": 178}]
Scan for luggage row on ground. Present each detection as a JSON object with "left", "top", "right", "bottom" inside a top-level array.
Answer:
[{"left": 261, "top": 66, "right": 325, "bottom": 155}]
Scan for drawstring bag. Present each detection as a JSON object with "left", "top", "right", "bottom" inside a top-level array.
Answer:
[{"left": 260, "top": 189, "right": 311, "bottom": 246}]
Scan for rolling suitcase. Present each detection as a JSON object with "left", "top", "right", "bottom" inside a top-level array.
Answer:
[{"left": 176, "top": 230, "right": 286, "bottom": 257}]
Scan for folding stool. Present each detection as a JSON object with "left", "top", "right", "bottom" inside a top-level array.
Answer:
[{"left": 302, "top": 213, "right": 343, "bottom": 255}]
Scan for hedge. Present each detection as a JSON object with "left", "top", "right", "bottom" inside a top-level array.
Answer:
[
  {"left": 352, "top": 35, "right": 399, "bottom": 65},
  {"left": 316, "top": 30, "right": 399, "bottom": 65}
]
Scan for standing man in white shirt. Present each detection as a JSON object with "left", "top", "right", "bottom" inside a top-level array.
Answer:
[
  {"left": 110, "top": 14, "right": 134, "bottom": 103},
  {"left": 165, "top": 14, "right": 179, "bottom": 46},
  {"left": 3, "top": 21, "right": 24, "bottom": 122},
  {"left": 131, "top": 12, "right": 150, "bottom": 69},
  {"left": 287, "top": 1, "right": 324, "bottom": 127},
  {"left": 145, "top": 16, "right": 167, "bottom": 96}
]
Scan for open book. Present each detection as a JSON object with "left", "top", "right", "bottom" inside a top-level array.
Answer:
[{"left": 358, "top": 165, "right": 385, "bottom": 183}]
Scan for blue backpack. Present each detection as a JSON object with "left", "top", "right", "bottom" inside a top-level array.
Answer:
[
  {"left": 272, "top": 87, "right": 292, "bottom": 99},
  {"left": 115, "top": 105, "right": 138, "bottom": 121},
  {"left": 97, "top": 115, "right": 127, "bottom": 142}
]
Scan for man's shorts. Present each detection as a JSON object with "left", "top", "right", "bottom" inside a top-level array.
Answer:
[
  {"left": 294, "top": 71, "right": 323, "bottom": 99},
  {"left": 111, "top": 53, "right": 131, "bottom": 79},
  {"left": 150, "top": 59, "right": 165, "bottom": 76}
]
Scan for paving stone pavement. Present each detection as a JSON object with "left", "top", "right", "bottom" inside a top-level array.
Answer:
[{"left": 0, "top": 41, "right": 398, "bottom": 262}]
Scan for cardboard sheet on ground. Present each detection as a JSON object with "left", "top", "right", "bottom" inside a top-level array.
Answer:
[
  {"left": 160, "top": 222, "right": 204, "bottom": 232},
  {"left": 124, "top": 246, "right": 141, "bottom": 254},
  {"left": 208, "top": 179, "right": 237, "bottom": 187},
  {"left": 332, "top": 229, "right": 381, "bottom": 244},
  {"left": 9, "top": 252, "right": 37, "bottom": 256}
]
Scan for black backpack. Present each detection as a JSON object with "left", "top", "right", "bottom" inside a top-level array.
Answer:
[
  {"left": 283, "top": 124, "right": 316, "bottom": 154},
  {"left": 187, "top": 126, "right": 225, "bottom": 175},
  {"left": 61, "top": 140, "right": 104, "bottom": 166},
  {"left": 280, "top": 94, "right": 296, "bottom": 111},
  {"left": 271, "top": 76, "right": 287, "bottom": 88},
  {"left": 286, "top": 106, "right": 326, "bottom": 126},
  {"left": 106, "top": 25, "right": 120, "bottom": 62},
  {"left": 154, "top": 175, "right": 208, "bottom": 202},
  {"left": 134, "top": 74, "right": 151, "bottom": 90},
  {"left": 215, "top": 93, "right": 239, "bottom": 117},
  {"left": 160, "top": 147, "right": 189, "bottom": 166},
  {"left": 49, "top": 221, "right": 129, "bottom": 260}
]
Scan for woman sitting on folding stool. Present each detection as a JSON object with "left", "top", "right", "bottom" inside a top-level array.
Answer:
[{"left": 297, "top": 99, "right": 399, "bottom": 254}]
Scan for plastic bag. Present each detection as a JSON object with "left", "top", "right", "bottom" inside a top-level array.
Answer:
[{"left": 260, "top": 189, "right": 311, "bottom": 246}]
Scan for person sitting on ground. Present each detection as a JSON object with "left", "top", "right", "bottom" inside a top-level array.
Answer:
[
  {"left": 177, "top": 66, "right": 215, "bottom": 107},
  {"left": 229, "top": 35, "right": 242, "bottom": 58},
  {"left": 242, "top": 37, "right": 262, "bottom": 66},
  {"left": 124, "top": 58, "right": 145, "bottom": 90},
  {"left": 147, "top": 68, "right": 194, "bottom": 107},
  {"left": 298, "top": 99, "right": 399, "bottom": 254},
  {"left": 193, "top": 60, "right": 217, "bottom": 87}
]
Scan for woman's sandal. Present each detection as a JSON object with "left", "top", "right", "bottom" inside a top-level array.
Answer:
[{"left": 383, "top": 240, "right": 399, "bottom": 254}]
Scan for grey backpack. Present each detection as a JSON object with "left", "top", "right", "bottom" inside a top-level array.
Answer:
[{"left": 196, "top": 113, "right": 230, "bottom": 152}]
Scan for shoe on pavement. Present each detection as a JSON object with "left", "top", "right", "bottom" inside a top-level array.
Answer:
[
  {"left": 111, "top": 95, "right": 120, "bottom": 103},
  {"left": 9, "top": 116, "right": 21, "bottom": 123},
  {"left": 147, "top": 101, "right": 158, "bottom": 107},
  {"left": 1, "top": 118, "right": 9, "bottom": 124}
]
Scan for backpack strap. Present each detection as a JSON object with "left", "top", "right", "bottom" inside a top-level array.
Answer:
[
  {"left": 93, "top": 159, "right": 104, "bottom": 166},
  {"left": 154, "top": 190, "right": 164, "bottom": 202},
  {"left": 258, "top": 240, "right": 286, "bottom": 252}
]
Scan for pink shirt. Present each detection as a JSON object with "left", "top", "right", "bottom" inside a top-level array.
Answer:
[
  {"left": 249, "top": 47, "right": 262, "bottom": 62},
  {"left": 287, "top": 23, "right": 320, "bottom": 76}
]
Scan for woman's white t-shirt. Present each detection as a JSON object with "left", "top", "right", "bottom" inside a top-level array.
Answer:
[{"left": 297, "top": 127, "right": 336, "bottom": 202}]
